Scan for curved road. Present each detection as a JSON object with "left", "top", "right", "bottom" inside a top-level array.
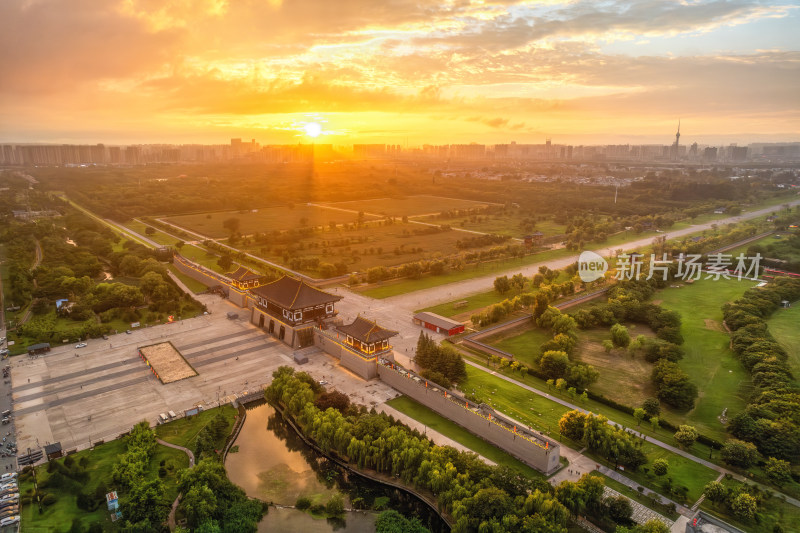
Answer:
[{"left": 383, "top": 199, "right": 800, "bottom": 311}]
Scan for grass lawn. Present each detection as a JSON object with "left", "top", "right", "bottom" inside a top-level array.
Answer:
[
  {"left": 768, "top": 303, "right": 800, "bottom": 374},
  {"left": 699, "top": 478, "right": 797, "bottom": 533},
  {"left": 456, "top": 364, "right": 719, "bottom": 502},
  {"left": 411, "top": 211, "right": 567, "bottom": 238},
  {"left": 322, "top": 195, "right": 494, "bottom": 217},
  {"left": 599, "top": 474, "right": 680, "bottom": 521},
  {"left": 657, "top": 278, "right": 757, "bottom": 442},
  {"left": 481, "top": 323, "right": 552, "bottom": 367},
  {"left": 19, "top": 439, "right": 188, "bottom": 533},
  {"left": 155, "top": 404, "right": 237, "bottom": 450},
  {"left": 168, "top": 264, "right": 209, "bottom": 293},
  {"left": 386, "top": 396, "right": 543, "bottom": 479}
]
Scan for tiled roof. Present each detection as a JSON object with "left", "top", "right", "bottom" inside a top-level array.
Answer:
[
  {"left": 337, "top": 316, "right": 398, "bottom": 343},
  {"left": 413, "top": 312, "right": 464, "bottom": 330},
  {"left": 226, "top": 266, "right": 261, "bottom": 281},
  {"left": 250, "top": 275, "right": 342, "bottom": 310}
]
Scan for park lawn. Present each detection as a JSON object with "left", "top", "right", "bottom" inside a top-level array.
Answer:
[
  {"left": 482, "top": 324, "right": 551, "bottom": 367},
  {"left": 168, "top": 264, "right": 209, "bottom": 293},
  {"left": 164, "top": 205, "right": 369, "bottom": 238},
  {"left": 456, "top": 365, "right": 719, "bottom": 502},
  {"left": 321, "top": 195, "right": 494, "bottom": 218},
  {"left": 155, "top": 404, "right": 237, "bottom": 450},
  {"left": 657, "top": 278, "right": 757, "bottom": 442},
  {"left": 598, "top": 474, "right": 680, "bottom": 521},
  {"left": 699, "top": 478, "right": 797, "bottom": 533},
  {"left": 173, "top": 242, "right": 227, "bottom": 273},
  {"left": 19, "top": 439, "right": 188, "bottom": 533},
  {"left": 768, "top": 303, "right": 800, "bottom": 375},
  {"left": 386, "top": 396, "right": 543, "bottom": 479}
]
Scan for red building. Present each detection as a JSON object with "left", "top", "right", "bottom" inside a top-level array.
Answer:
[{"left": 413, "top": 312, "right": 465, "bottom": 336}]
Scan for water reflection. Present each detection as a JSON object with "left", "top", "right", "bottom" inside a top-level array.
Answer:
[{"left": 225, "top": 400, "right": 448, "bottom": 533}]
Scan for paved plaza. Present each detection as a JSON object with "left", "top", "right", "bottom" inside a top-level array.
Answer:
[{"left": 10, "top": 295, "right": 400, "bottom": 456}]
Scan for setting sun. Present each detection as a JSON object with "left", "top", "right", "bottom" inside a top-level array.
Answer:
[{"left": 304, "top": 122, "right": 322, "bottom": 138}]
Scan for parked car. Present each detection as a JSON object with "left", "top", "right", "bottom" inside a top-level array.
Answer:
[
  {"left": 0, "top": 515, "right": 19, "bottom": 526},
  {"left": 75, "top": 343, "right": 87, "bottom": 348}
]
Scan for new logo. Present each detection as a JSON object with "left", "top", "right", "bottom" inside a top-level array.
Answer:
[{"left": 578, "top": 251, "right": 608, "bottom": 282}]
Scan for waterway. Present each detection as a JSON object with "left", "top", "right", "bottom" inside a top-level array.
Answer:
[{"left": 225, "top": 401, "right": 448, "bottom": 533}]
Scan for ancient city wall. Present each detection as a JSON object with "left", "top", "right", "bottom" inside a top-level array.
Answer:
[
  {"left": 172, "top": 254, "right": 230, "bottom": 295},
  {"left": 378, "top": 364, "right": 560, "bottom": 474},
  {"left": 313, "top": 329, "right": 378, "bottom": 380}
]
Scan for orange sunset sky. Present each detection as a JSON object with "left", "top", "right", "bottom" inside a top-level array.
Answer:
[{"left": 1, "top": 0, "right": 799, "bottom": 146}]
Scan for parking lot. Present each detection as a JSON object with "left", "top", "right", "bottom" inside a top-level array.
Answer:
[{"left": 10, "top": 295, "right": 399, "bottom": 458}]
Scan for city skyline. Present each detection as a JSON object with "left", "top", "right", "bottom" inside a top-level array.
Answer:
[{"left": 1, "top": 0, "right": 799, "bottom": 145}]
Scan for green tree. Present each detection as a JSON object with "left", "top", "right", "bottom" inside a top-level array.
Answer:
[
  {"left": 610, "top": 323, "right": 631, "bottom": 348},
  {"left": 539, "top": 350, "right": 570, "bottom": 380},
  {"left": 702, "top": 481, "right": 727, "bottom": 507},
  {"left": 673, "top": 425, "right": 698, "bottom": 449},
  {"left": 652, "top": 458, "right": 669, "bottom": 476},
  {"left": 730, "top": 492, "right": 758, "bottom": 520},
  {"left": 721, "top": 439, "right": 760, "bottom": 468},
  {"left": 764, "top": 457, "right": 792, "bottom": 486},
  {"left": 633, "top": 408, "right": 646, "bottom": 427},
  {"left": 642, "top": 398, "right": 660, "bottom": 417},
  {"left": 559, "top": 411, "right": 587, "bottom": 441},
  {"left": 182, "top": 484, "right": 217, "bottom": 528},
  {"left": 325, "top": 494, "right": 344, "bottom": 516},
  {"left": 649, "top": 417, "right": 659, "bottom": 432},
  {"left": 494, "top": 276, "right": 511, "bottom": 294},
  {"left": 217, "top": 254, "right": 233, "bottom": 271},
  {"left": 606, "top": 494, "right": 633, "bottom": 523}
]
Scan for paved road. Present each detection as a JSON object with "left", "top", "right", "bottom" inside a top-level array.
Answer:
[
  {"left": 463, "top": 359, "right": 800, "bottom": 509},
  {"left": 383, "top": 199, "right": 800, "bottom": 311}
]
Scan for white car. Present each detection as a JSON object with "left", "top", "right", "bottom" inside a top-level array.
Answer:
[
  {"left": 0, "top": 515, "right": 19, "bottom": 526},
  {"left": 0, "top": 473, "right": 16, "bottom": 481},
  {"left": 75, "top": 343, "right": 87, "bottom": 348}
]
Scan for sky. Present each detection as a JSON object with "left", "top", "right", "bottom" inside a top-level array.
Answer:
[{"left": 1, "top": 0, "right": 799, "bottom": 146}]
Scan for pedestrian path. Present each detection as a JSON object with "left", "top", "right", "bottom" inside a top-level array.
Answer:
[{"left": 603, "top": 486, "right": 674, "bottom": 529}]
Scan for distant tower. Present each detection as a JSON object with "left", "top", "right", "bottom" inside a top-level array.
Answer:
[{"left": 671, "top": 120, "right": 681, "bottom": 160}]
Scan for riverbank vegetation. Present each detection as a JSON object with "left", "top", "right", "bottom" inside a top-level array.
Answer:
[{"left": 266, "top": 366, "right": 671, "bottom": 532}]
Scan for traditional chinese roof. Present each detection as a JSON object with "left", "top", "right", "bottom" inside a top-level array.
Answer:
[
  {"left": 413, "top": 312, "right": 464, "bottom": 330},
  {"left": 337, "top": 316, "right": 398, "bottom": 344},
  {"left": 226, "top": 266, "right": 261, "bottom": 282},
  {"left": 250, "top": 275, "right": 342, "bottom": 310}
]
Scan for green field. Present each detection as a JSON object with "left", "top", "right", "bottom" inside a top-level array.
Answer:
[
  {"left": 657, "top": 278, "right": 757, "bottom": 441},
  {"left": 19, "top": 439, "right": 189, "bottom": 533},
  {"left": 155, "top": 404, "right": 237, "bottom": 450},
  {"left": 768, "top": 303, "right": 800, "bottom": 374},
  {"left": 322, "top": 195, "right": 494, "bottom": 217},
  {"left": 386, "top": 396, "right": 542, "bottom": 478},
  {"left": 233, "top": 220, "right": 501, "bottom": 272},
  {"left": 480, "top": 323, "right": 552, "bottom": 367},
  {"left": 456, "top": 365, "right": 719, "bottom": 502},
  {"left": 412, "top": 210, "right": 566, "bottom": 238},
  {"left": 164, "top": 205, "right": 372, "bottom": 238},
  {"left": 124, "top": 219, "right": 184, "bottom": 247}
]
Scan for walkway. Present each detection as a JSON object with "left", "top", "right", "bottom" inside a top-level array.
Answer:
[{"left": 157, "top": 438, "right": 195, "bottom": 531}]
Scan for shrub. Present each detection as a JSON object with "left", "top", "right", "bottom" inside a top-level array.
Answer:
[
  {"left": 295, "top": 496, "right": 311, "bottom": 510},
  {"left": 42, "top": 493, "right": 58, "bottom": 506}
]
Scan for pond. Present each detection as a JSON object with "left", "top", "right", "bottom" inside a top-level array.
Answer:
[{"left": 225, "top": 401, "right": 448, "bottom": 533}]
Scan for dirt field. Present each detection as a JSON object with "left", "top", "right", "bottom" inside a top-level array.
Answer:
[
  {"left": 163, "top": 205, "right": 373, "bottom": 238},
  {"left": 140, "top": 341, "right": 198, "bottom": 383},
  {"left": 573, "top": 325, "right": 657, "bottom": 407},
  {"left": 321, "top": 195, "right": 494, "bottom": 217}
]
